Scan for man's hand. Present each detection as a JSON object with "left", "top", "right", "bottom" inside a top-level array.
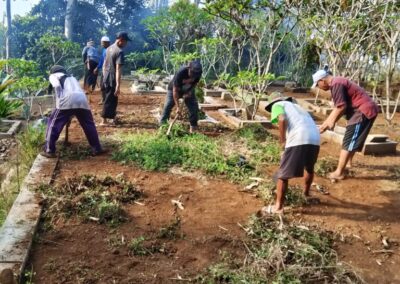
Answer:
[
  {"left": 319, "top": 120, "right": 335, "bottom": 133},
  {"left": 114, "top": 86, "right": 120, "bottom": 97}
]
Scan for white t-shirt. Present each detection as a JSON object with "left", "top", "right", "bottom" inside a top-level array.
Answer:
[
  {"left": 271, "top": 101, "right": 320, "bottom": 148},
  {"left": 49, "top": 73, "right": 90, "bottom": 110}
]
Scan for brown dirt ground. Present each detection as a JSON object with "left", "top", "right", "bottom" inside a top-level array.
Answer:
[{"left": 28, "top": 82, "right": 400, "bottom": 283}]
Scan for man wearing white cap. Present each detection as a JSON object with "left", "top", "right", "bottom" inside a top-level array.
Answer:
[
  {"left": 95, "top": 36, "right": 111, "bottom": 105},
  {"left": 311, "top": 70, "right": 378, "bottom": 180}
]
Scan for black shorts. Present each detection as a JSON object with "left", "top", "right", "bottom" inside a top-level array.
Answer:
[
  {"left": 276, "top": 144, "right": 320, "bottom": 180},
  {"left": 342, "top": 115, "right": 375, "bottom": 152}
]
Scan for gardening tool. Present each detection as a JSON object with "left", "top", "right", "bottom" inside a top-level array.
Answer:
[
  {"left": 166, "top": 112, "right": 179, "bottom": 139},
  {"left": 166, "top": 101, "right": 181, "bottom": 139}
]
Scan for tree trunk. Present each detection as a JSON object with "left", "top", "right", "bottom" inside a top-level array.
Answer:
[
  {"left": 5, "top": 0, "right": 11, "bottom": 59},
  {"left": 64, "top": 0, "right": 76, "bottom": 40}
]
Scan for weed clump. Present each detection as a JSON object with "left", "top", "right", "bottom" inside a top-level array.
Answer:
[
  {"left": 113, "top": 124, "right": 258, "bottom": 182},
  {"left": 197, "top": 216, "right": 364, "bottom": 283},
  {"left": 315, "top": 156, "right": 337, "bottom": 177},
  {"left": 37, "top": 175, "right": 142, "bottom": 226}
]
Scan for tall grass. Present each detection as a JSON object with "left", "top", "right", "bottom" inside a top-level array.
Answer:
[{"left": 0, "top": 124, "right": 45, "bottom": 226}]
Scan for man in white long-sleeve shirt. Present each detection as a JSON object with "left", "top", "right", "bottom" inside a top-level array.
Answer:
[{"left": 41, "top": 65, "right": 105, "bottom": 158}]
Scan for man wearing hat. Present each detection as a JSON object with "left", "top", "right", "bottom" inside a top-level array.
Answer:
[
  {"left": 82, "top": 40, "right": 100, "bottom": 93},
  {"left": 160, "top": 60, "right": 203, "bottom": 133},
  {"left": 42, "top": 65, "right": 105, "bottom": 158},
  {"left": 262, "top": 92, "right": 320, "bottom": 214},
  {"left": 94, "top": 36, "right": 111, "bottom": 105},
  {"left": 311, "top": 70, "right": 378, "bottom": 180},
  {"left": 101, "top": 31, "right": 130, "bottom": 126}
]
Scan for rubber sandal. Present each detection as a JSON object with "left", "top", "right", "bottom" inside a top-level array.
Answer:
[
  {"left": 328, "top": 172, "right": 344, "bottom": 181},
  {"left": 260, "top": 205, "right": 284, "bottom": 216}
]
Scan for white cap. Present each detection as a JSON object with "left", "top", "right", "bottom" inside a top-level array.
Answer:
[
  {"left": 101, "top": 36, "right": 110, "bottom": 42},
  {"left": 311, "top": 70, "right": 329, "bottom": 88}
]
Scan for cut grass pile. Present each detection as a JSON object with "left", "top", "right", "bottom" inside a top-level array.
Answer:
[
  {"left": 197, "top": 215, "right": 364, "bottom": 283},
  {"left": 112, "top": 124, "right": 281, "bottom": 183},
  {"left": 36, "top": 175, "right": 142, "bottom": 226}
]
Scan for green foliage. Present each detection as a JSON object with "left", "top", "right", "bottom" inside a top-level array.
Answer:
[
  {"left": 315, "top": 156, "right": 337, "bottom": 177},
  {"left": 17, "top": 124, "right": 46, "bottom": 168},
  {"left": 26, "top": 33, "right": 81, "bottom": 74},
  {"left": 126, "top": 49, "right": 163, "bottom": 70},
  {"left": 113, "top": 124, "right": 257, "bottom": 183},
  {"left": 198, "top": 216, "right": 363, "bottom": 283},
  {"left": 128, "top": 236, "right": 148, "bottom": 256},
  {"left": 0, "top": 78, "right": 23, "bottom": 118},
  {"left": 158, "top": 217, "right": 182, "bottom": 239}
]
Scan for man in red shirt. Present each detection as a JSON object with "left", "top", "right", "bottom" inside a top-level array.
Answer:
[{"left": 312, "top": 70, "right": 379, "bottom": 180}]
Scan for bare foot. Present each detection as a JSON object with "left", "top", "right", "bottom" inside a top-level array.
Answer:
[
  {"left": 328, "top": 172, "right": 345, "bottom": 180},
  {"left": 259, "top": 205, "right": 284, "bottom": 216}
]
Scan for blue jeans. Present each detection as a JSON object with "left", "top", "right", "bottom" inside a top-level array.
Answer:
[{"left": 160, "top": 90, "right": 199, "bottom": 127}]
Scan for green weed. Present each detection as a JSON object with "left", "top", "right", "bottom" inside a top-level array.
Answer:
[
  {"left": 158, "top": 216, "right": 182, "bottom": 239},
  {"left": 0, "top": 124, "right": 45, "bottom": 226},
  {"left": 113, "top": 124, "right": 258, "bottom": 183},
  {"left": 128, "top": 236, "right": 148, "bottom": 256},
  {"left": 315, "top": 156, "right": 337, "bottom": 177}
]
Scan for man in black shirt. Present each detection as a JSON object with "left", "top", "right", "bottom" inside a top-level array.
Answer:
[
  {"left": 101, "top": 31, "right": 130, "bottom": 126},
  {"left": 160, "top": 61, "right": 202, "bottom": 133}
]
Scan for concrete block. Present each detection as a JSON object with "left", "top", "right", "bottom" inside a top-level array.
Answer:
[
  {"left": 0, "top": 155, "right": 58, "bottom": 282},
  {"left": 203, "top": 88, "right": 222, "bottom": 97},
  {"left": 0, "top": 120, "right": 22, "bottom": 139},
  {"left": 367, "top": 134, "right": 389, "bottom": 143},
  {"left": 218, "top": 108, "right": 272, "bottom": 129},
  {"left": 199, "top": 103, "right": 227, "bottom": 111},
  {"left": 362, "top": 140, "right": 398, "bottom": 155}
]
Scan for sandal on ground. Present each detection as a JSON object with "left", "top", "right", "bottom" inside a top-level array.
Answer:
[
  {"left": 260, "top": 205, "right": 284, "bottom": 216},
  {"left": 91, "top": 149, "right": 109, "bottom": 156},
  {"left": 40, "top": 151, "right": 57, "bottom": 158}
]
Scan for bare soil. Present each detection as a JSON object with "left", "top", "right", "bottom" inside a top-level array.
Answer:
[{"left": 28, "top": 83, "right": 400, "bottom": 283}]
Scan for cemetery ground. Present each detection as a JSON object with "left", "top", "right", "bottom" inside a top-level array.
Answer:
[{"left": 24, "top": 81, "right": 400, "bottom": 283}]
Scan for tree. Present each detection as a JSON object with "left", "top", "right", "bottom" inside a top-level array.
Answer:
[
  {"left": 64, "top": 0, "right": 76, "bottom": 40},
  {"left": 5, "top": 0, "right": 11, "bottom": 59}
]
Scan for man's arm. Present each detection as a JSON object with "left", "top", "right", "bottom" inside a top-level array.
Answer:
[
  {"left": 173, "top": 86, "right": 181, "bottom": 114},
  {"left": 114, "top": 64, "right": 122, "bottom": 96},
  {"left": 278, "top": 114, "right": 287, "bottom": 149},
  {"left": 319, "top": 106, "right": 346, "bottom": 133}
]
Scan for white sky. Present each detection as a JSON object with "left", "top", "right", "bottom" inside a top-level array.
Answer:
[{"left": 1, "top": 0, "right": 40, "bottom": 19}]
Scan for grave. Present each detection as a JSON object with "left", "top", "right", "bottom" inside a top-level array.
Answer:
[
  {"left": 362, "top": 134, "right": 398, "bottom": 155},
  {"left": 297, "top": 98, "right": 333, "bottom": 115},
  {"left": 321, "top": 126, "right": 398, "bottom": 155},
  {"left": 0, "top": 120, "right": 22, "bottom": 139},
  {"left": 218, "top": 108, "right": 272, "bottom": 128}
]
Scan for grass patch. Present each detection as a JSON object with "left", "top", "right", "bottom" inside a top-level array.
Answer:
[
  {"left": 315, "top": 156, "right": 337, "bottom": 177},
  {"left": 113, "top": 124, "right": 280, "bottom": 183},
  {"left": 197, "top": 216, "right": 364, "bottom": 283},
  {"left": 0, "top": 124, "right": 45, "bottom": 226},
  {"left": 36, "top": 175, "right": 142, "bottom": 226},
  {"left": 158, "top": 216, "right": 182, "bottom": 239}
]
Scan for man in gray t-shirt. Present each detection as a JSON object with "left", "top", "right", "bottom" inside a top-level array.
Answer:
[{"left": 101, "top": 31, "right": 130, "bottom": 126}]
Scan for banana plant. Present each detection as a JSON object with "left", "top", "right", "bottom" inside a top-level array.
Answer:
[{"left": 0, "top": 77, "right": 23, "bottom": 119}]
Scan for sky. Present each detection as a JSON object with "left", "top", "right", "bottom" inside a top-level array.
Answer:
[{"left": 1, "top": 0, "right": 40, "bottom": 19}]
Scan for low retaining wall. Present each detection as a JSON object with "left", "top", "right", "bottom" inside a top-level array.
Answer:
[{"left": 0, "top": 155, "right": 58, "bottom": 283}]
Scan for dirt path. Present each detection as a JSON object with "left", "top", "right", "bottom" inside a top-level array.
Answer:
[{"left": 28, "top": 84, "right": 400, "bottom": 283}]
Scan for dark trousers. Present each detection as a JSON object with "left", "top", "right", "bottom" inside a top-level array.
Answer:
[
  {"left": 102, "top": 85, "right": 118, "bottom": 119},
  {"left": 160, "top": 90, "right": 198, "bottom": 127},
  {"left": 100, "top": 73, "right": 106, "bottom": 103},
  {"left": 85, "top": 60, "right": 98, "bottom": 90},
  {"left": 45, "top": 108, "right": 102, "bottom": 153}
]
